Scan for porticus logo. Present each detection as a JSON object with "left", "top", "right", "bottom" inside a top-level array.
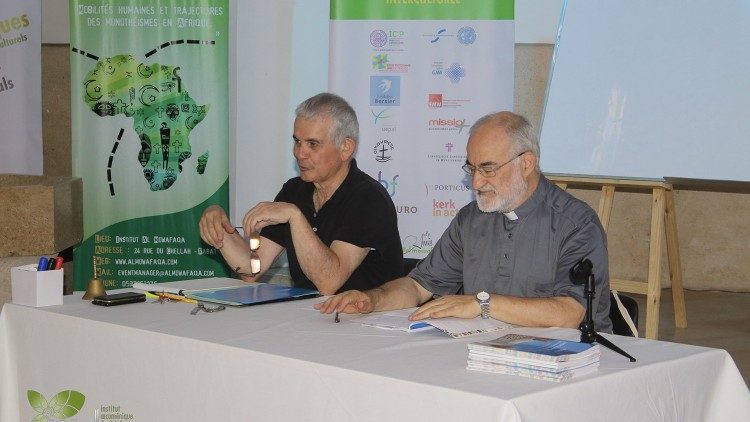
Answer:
[{"left": 425, "top": 183, "right": 470, "bottom": 196}]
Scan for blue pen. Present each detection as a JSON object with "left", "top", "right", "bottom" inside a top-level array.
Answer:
[{"left": 37, "top": 256, "right": 49, "bottom": 272}]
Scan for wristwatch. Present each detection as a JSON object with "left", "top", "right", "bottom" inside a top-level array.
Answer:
[{"left": 476, "top": 291, "right": 490, "bottom": 319}]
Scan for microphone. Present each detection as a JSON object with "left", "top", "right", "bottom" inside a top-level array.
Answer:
[
  {"left": 569, "top": 258, "right": 593, "bottom": 285},
  {"left": 569, "top": 257, "right": 636, "bottom": 362}
]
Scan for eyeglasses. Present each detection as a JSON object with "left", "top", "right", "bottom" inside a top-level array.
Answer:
[
  {"left": 234, "top": 227, "right": 261, "bottom": 277},
  {"left": 462, "top": 151, "right": 529, "bottom": 178},
  {"left": 190, "top": 302, "right": 226, "bottom": 315}
]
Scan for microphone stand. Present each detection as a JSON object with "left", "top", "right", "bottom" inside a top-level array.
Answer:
[{"left": 572, "top": 259, "right": 636, "bottom": 362}]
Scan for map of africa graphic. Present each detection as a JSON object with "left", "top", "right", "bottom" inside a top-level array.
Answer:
[{"left": 82, "top": 54, "right": 210, "bottom": 191}]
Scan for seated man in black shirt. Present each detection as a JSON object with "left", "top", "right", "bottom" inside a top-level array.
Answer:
[{"left": 199, "top": 93, "right": 403, "bottom": 295}]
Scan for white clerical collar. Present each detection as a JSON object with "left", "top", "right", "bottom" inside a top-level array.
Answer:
[{"left": 503, "top": 211, "right": 518, "bottom": 220}]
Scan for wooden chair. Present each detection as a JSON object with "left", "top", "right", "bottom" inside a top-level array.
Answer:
[{"left": 547, "top": 175, "right": 687, "bottom": 339}]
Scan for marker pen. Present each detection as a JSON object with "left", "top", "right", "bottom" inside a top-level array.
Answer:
[
  {"left": 53, "top": 256, "right": 64, "bottom": 270},
  {"left": 37, "top": 256, "right": 48, "bottom": 272},
  {"left": 46, "top": 257, "right": 57, "bottom": 271}
]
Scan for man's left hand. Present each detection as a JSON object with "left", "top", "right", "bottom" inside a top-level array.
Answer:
[
  {"left": 243, "top": 201, "right": 301, "bottom": 233},
  {"left": 409, "top": 295, "right": 482, "bottom": 321}
]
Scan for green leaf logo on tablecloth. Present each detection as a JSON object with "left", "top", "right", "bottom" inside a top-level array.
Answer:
[{"left": 27, "top": 389, "right": 86, "bottom": 421}]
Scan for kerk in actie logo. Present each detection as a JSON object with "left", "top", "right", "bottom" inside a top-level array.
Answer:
[{"left": 370, "top": 76, "right": 400, "bottom": 106}]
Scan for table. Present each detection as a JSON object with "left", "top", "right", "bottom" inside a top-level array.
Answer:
[{"left": 2, "top": 280, "right": 748, "bottom": 421}]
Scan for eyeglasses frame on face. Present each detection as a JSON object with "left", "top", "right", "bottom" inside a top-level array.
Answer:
[
  {"left": 462, "top": 150, "right": 530, "bottom": 178},
  {"left": 233, "top": 227, "right": 262, "bottom": 277}
]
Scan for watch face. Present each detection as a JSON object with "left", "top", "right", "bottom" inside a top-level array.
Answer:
[{"left": 477, "top": 291, "right": 489, "bottom": 301}]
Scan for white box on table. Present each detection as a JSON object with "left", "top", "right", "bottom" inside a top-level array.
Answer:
[{"left": 11, "top": 264, "right": 63, "bottom": 307}]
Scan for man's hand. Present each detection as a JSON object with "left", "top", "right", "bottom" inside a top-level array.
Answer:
[
  {"left": 409, "top": 295, "right": 481, "bottom": 321},
  {"left": 198, "top": 205, "right": 236, "bottom": 249},
  {"left": 242, "top": 201, "right": 301, "bottom": 233},
  {"left": 314, "top": 290, "right": 375, "bottom": 315}
]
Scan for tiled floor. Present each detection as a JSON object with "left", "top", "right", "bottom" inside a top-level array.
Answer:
[{"left": 629, "top": 289, "right": 750, "bottom": 386}]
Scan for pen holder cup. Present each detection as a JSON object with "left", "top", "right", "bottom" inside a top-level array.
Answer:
[{"left": 11, "top": 264, "right": 64, "bottom": 307}]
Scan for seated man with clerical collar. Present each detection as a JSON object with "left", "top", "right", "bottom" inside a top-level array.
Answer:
[
  {"left": 199, "top": 93, "right": 403, "bottom": 295},
  {"left": 316, "top": 111, "right": 612, "bottom": 332}
]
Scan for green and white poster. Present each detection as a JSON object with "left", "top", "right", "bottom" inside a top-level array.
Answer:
[{"left": 70, "top": 1, "right": 230, "bottom": 290}]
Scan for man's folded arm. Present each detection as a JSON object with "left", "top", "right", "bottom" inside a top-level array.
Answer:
[{"left": 287, "top": 211, "right": 369, "bottom": 295}]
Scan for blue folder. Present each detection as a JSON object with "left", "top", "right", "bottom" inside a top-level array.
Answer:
[{"left": 184, "top": 284, "right": 320, "bottom": 306}]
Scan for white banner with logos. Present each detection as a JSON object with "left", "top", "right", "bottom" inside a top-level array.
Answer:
[
  {"left": 0, "top": 0, "right": 42, "bottom": 175},
  {"left": 330, "top": 13, "right": 514, "bottom": 258}
]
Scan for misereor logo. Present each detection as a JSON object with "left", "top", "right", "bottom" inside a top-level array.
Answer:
[{"left": 27, "top": 389, "right": 85, "bottom": 421}]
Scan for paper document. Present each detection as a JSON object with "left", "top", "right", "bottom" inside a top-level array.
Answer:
[{"left": 352, "top": 308, "right": 515, "bottom": 338}]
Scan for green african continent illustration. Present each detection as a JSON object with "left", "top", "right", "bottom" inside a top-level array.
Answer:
[{"left": 82, "top": 54, "right": 209, "bottom": 191}]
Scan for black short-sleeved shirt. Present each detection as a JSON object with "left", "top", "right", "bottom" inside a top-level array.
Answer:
[{"left": 261, "top": 160, "right": 403, "bottom": 293}]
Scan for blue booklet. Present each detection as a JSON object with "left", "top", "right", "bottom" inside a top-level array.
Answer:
[
  {"left": 468, "top": 333, "right": 599, "bottom": 363},
  {"left": 183, "top": 284, "right": 319, "bottom": 306}
]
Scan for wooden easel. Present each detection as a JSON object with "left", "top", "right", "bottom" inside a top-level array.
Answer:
[{"left": 547, "top": 175, "right": 688, "bottom": 339}]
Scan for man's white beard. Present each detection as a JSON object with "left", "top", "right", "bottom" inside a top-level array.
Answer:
[{"left": 476, "top": 165, "right": 528, "bottom": 213}]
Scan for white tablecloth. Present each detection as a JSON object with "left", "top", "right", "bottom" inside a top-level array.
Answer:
[{"left": 1, "top": 282, "right": 748, "bottom": 421}]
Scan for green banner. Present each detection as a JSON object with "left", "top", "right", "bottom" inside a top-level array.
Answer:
[
  {"left": 331, "top": 0, "right": 513, "bottom": 20},
  {"left": 70, "top": 1, "right": 230, "bottom": 290}
]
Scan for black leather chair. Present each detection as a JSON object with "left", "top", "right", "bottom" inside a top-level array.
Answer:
[{"left": 609, "top": 292, "right": 639, "bottom": 337}]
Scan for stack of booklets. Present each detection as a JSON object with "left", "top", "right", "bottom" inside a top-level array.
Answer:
[{"left": 467, "top": 333, "right": 600, "bottom": 382}]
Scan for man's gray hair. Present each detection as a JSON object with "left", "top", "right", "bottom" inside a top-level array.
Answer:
[
  {"left": 295, "top": 93, "right": 359, "bottom": 149},
  {"left": 469, "top": 111, "right": 540, "bottom": 169}
]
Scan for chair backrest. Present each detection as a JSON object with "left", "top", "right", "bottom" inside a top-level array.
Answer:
[
  {"left": 402, "top": 258, "right": 420, "bottom": 277},
  {"left": 610, "top": 292, "right": 639, "bottom": 337}
]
